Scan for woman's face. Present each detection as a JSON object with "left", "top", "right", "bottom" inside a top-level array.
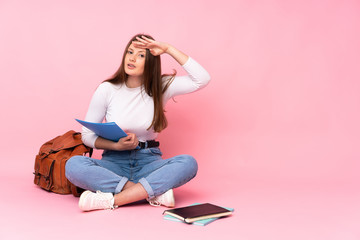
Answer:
[{"left": 124, "top": 43, "right": 146, "bottom": 77}]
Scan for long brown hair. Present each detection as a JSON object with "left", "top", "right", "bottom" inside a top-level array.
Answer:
[{"left": 104, "top": 33, "right": 175, "bottom": 132}]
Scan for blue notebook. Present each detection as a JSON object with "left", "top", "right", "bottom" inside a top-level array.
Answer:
[
  {"left": 76, "top": 119, "right": 140, "bottom": 149},
  {"left": 75, "top": 119, "right": 127, "bottom": 142},
  {"left": 163, "top": 203, "right": 234, "bottom": 226}
]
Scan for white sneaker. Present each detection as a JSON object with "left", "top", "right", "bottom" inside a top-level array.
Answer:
[
  {"left": 147, "top": 189, "right": 175, "bottom": 207},
  {"left": 78, "top": 190, "right": 115, "bottom": 211}
]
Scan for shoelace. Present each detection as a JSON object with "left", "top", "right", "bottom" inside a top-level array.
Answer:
[
  {"left": 147, "top": 196, "right": 161, "bottom": 207},
  {"left": 94, "top": 191, "right": 115, "bottom": 210},
  {"left": 148, "top": 200, "right": 161, "bottom": 207}
]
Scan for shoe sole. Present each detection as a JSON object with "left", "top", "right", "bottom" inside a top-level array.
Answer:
[{"left": 164, "top": 189, "right": 175, "bottom": 208}]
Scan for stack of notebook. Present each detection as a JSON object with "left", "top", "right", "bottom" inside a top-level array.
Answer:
[{"left": 163, "top": 203, "right": 234, "bottom": 226}]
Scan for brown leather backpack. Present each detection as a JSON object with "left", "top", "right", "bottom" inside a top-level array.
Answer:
[{"left": 33, "top": 130, "right": 92, "bottom": 197}]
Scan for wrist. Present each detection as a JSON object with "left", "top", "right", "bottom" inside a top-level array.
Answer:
[
  {"left": 165, "top": 44, "right": 174, "bottom": 55},
  {"left": 112, "top": 142, "right": 124, "bottom": 151}
]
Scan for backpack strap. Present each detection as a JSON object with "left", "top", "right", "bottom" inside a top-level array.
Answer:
[{"left": 72, "top": 144, "right": 92, "bottom": 157}]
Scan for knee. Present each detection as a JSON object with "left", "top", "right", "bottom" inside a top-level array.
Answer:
[
  {"left": 65, "top": 156, "right": 84, "bottom": 179},
  {"left": 181, "top": 154, "right": 198, "bottom": 176}
]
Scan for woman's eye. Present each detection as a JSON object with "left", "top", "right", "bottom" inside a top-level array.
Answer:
[
  {"left": 139, "top": 54, "right": 145, "bottom": 58},
  {"left": 127, "top": 50, "right": 133, "bottom": 54}
]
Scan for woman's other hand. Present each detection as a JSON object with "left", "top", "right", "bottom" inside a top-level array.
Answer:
[
  {"left": 114, "top": 133, "right": 139, "bottom": 151},
  {"left": 133, "top": 36, "right": 169, "bottom": 56}
]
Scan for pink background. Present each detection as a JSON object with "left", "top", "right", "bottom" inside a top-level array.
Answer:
[{"left": 0, "top": 0, "right": 359, "bottom": 239}]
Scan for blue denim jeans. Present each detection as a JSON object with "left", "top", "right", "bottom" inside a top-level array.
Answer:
[{"left": 65, "top": 148, "right": 198, "bottom": 198}]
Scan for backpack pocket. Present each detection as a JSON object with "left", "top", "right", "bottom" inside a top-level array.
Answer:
[{"left": 33, "top": 156, "right": 55, "bottom": 191}]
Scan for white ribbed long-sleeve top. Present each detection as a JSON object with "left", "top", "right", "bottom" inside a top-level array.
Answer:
[{"left": 82, "top": 57, "right": 211, "bottom": 148}]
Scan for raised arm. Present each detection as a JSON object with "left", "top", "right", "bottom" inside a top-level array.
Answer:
[{"left": 133, "top": 36, "right": 211, "bottom": 100}]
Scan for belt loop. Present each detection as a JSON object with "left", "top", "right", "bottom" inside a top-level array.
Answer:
[{"left": 144, "top": 141, "right": 148, "bottom": 149}]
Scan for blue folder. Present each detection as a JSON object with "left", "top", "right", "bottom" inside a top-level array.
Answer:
[{"left": 75, "top": 119, "right": 127, "bottom": 142}]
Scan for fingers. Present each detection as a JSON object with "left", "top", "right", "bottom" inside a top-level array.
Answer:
[
  {"left": 136, "top": 36, "right": 151, "bottom": 44},
  {"left": 141, "top": 36, "right": 152, "bottom": 41},
  {"left": 133, "top": 37, "right": 149, "bottom": 48},
  {"left": 132, "top": 40, "right": 146, "bottom": 48},
  {"left": 133, "top": 36, "right": 155, "bottom": 49},
  {"left": 127, "top": 133, "right": 136, "bottom": 143},
  {"left": 123, "top": 133, "right": 139, "bottom": 149},
  {"left": 137, "top": 35, "right": 154, "bottom": 43},
  {"left": 114, "top": 133, "right": 139, "bottom": 151},
  {"left": 131, "top": 36, "right": 165, "bottom": 57}
]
